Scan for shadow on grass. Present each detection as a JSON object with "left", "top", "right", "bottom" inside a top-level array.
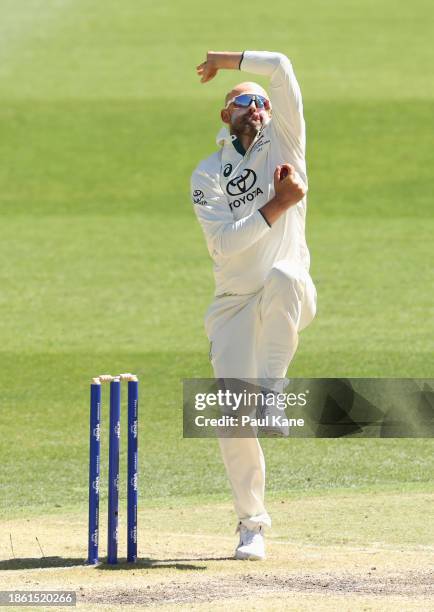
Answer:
[
  {"left": 98, "top": 556, "right": 233, "bottom": 571},
  {"left": 0, "top": 557, "right": 84, "bottom": 570},
  {"left": 0, "top": 556, "right": 233, "bottom": 571}
]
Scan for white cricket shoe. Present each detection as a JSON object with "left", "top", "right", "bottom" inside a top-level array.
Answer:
[{"left": 235, "top": 524, "right": 266, "bottom": 560}]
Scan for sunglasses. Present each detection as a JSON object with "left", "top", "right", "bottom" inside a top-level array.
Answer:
[{"left": 225, "top": 94, "right": 271, "bottom": 110}]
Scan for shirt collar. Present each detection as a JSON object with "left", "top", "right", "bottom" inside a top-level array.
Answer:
[
  {"left": 216, "top": 127, "right": 246, "bottom": 158},
  {"left": 216, "top": 126, "right": 235, "bottom": 147},
  {"left": 216, "top": 123, "right": 268, "bottom": 154}
]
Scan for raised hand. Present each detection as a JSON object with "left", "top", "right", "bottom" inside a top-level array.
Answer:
[
  {"left": 196, "top": 52, "right": 242, "bottom": 83},
  {"left": 196, "top": 53, "right": 219, "bottom": 83}
]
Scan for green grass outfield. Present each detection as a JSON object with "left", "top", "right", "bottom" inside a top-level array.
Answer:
[{"left": 0, "top": 0, "right": 433, "bottom": 524}]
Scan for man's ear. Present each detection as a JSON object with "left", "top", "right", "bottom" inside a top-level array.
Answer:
[{"left": 221, "top": 109, "right": 230, "bottom": 124}]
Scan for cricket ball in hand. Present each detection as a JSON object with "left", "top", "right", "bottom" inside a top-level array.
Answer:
[{"left": 280, "top": 166, "right": 289, "bottom": 180}]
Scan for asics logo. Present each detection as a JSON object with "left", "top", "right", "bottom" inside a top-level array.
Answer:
[{"left": 223, "top": 163, "right": 232, "bottom": 177}]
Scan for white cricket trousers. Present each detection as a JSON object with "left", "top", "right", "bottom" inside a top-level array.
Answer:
[{"left": 205, "top": 261, "right": 317, "bottom": 530}]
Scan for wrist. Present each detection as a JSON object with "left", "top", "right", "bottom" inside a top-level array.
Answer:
[
  {"left": 207, "top": 51, "right": 242, "bottom": 70},
  {"left": 272, "top": 193, "right": 291, "bottom": 208}
]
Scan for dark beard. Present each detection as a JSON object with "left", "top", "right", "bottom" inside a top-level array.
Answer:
[{"left": 231, "top": 114, "right": 261, "bottom": 140}]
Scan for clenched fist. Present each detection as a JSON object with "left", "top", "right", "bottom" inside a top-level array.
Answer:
[
  {"left": 273, "top": 164, "right": 307, "bottom": 206},
  {"left": 259, "top": 163, "right": 307, "bottom": 226}
]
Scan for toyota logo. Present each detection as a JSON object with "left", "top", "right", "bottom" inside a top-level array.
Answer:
[{"left": 226, "top": 169, "right": 257, "bottom": 196}]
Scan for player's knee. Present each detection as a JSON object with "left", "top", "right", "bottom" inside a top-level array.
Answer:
[
  {"left": 265, "top": 266, "right": 303, "bottom": 300},
  {"left": 265, "top": 267, "right": 287, "bottom": 291}
]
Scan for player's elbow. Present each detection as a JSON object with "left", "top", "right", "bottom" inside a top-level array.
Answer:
[{"left": 275, "top": 53, "right": 292, "bottom": 75}]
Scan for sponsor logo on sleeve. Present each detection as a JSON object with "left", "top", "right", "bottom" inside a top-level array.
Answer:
[{"left": 192, "top": 189, "right": 207, "bottom": 205}]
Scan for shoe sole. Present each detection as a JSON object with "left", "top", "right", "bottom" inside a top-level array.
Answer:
[{"left": 234, "top": 551, "right": 265, "bottom": 561}]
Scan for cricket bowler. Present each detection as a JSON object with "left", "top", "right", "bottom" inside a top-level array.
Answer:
[{"left": 191, "top": 50, "right": 317, "bottom": 560}]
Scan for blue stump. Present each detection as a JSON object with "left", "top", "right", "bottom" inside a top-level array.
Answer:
[
  {"left": 88, "top": 383, "right": 101, "bottom": 564},
  {"left": 127, "top": 380, "right": 139, "bottom": 562},
  {"left": 107, "top": 380, "right": 121, "bottom": 564}
]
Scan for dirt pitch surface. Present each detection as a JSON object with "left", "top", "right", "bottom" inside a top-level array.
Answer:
[{"left": 1, "top": 494, "right": 433, "bottom": 611}]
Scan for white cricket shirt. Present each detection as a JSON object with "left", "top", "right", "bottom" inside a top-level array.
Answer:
[{"left": 191, "top": 50, "right": 311, "bottom": 297}]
